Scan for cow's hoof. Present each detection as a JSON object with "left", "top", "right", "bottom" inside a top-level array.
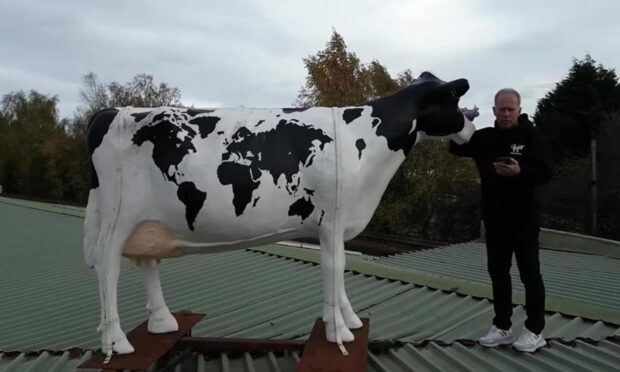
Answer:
[
  {"left": 344, "top": 311, "right": 363, "bottom": 330},
  {"left": 102, "top": 337, "right": 134, "bottom": 355},
  {"left": 340, "top": 301, "right": 363, "bottom": 329},
  {"left": 148, "top": 307, "right": 179, "bottom": 334},
  {"left": 325, "top": 323, "right": 355, "bottom": 343},
  {"left": 113, "top": 337, "right": 135, "bottom": 354}
]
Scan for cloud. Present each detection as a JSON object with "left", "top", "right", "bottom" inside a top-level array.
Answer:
[{"left": 0, "top": 0, "right": 618, "bottom": 124}]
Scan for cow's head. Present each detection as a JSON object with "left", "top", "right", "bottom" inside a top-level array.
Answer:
[
  {"left": 412, "top": 72, "right": 474, "bottom": 144},
  {"left": 368, "top": 71, "right": 475, "bottom": 155}
]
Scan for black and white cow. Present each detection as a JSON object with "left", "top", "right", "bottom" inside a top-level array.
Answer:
[{"left": 84, "top": 71, "right": 475, "bottom": 357}]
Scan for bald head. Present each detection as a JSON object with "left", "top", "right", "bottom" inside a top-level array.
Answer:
[
  {"left": 493, "top": 88, "right": 521, "bottom": 129},
  {"left": 494, "top": 88, "right": 521, "bottom": 106}
]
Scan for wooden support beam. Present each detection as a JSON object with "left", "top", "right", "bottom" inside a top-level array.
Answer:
[
  {"left": 78, "top": 312, "right": 204, "bottom": 371},
  {"left": 297, "top": 318, "right": 369, "bottom": 372}
]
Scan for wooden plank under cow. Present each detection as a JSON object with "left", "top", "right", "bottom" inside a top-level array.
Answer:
[
  {"left": 297, "top": 318, "right": 369, "bottom": 372},
  {"left": 78, "top": 312, "right": 204, "bottom": 371},
  {"left": 178, "top": 336, "right": 306, "bottom": 353}
]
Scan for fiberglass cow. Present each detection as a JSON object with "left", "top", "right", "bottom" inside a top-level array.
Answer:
[{"left": 84, "top": 71, "right": 475, "bottom": 357}]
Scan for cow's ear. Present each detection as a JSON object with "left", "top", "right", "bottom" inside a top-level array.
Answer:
[
  {"left": 412, "top": 71, "right": 441, "bottom": 84},
  {"left": 417, "top": 71, "right": 438, "bottom": 81},
  {"left": 434, "top": 78, "right": 469, "bottom": 99}
]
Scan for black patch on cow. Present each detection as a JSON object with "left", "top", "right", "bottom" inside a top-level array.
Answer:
[
  {"left": 186, "top": 109, "right": 214, "bottom": 117},
  {"left": 177, "top": 181, "right": 206, "bottom": 231},
  {"left": 355, "top": 138, "right": 366, "bottom": 159},
  {"left": 288, "top": 197, "right": 315, "bottom": 221},
  {"left": 287, "top": 176, "right": 301, "bottom": 194},
  {"left": 366, "top": 91, "right": 419, "bottom": 154},
  {"left": 318, "top": 210, "right": 325, "bottom": 225},
  {"left": 87, "top": 108, "right": 119, "bottom": 189},
  {"left": 131, "top": 111, "right": 151, "bottom": 122},
  {"left": 282, "top": 108, "right": 309, "bottom": 113},
  {"left": 217, "top": 131, "right": 224, "bottom": 135},
  {"left": 364, "top": 73, "right": 469, "bottom": 154},
  {"left": 189, "top": 116, "right": 220, "bottom": 139},
  {"left": 217, "top": 120, "right": 332, "bottom": 215},
  {"left": 224, "top": 120, "right": 332, "bottom": 185},
  {"left": 372, "top": 118, "right": 380, "bottom": 128},
  {"left": 252, "top": 197, "right": 260, "bottom": 207},
  {"left": 132, "top": 119, "right": 197, "bottom": 183},
  {"left": 152, "top": 111, "right": 168, "bottom": 122},
  {"left": 304, "top": 188, "right": 315, "bottom": 196},
  {"left": 343, "top": 108, "right": 363, "bottom": 124},
  {"left": 217, "top": 162, "right": 261, "bottom": 216},
  {"left": 181, "top": 123, "right": 197, "bottom": 137},
  {"left": 255, "top": 120, "right": 265, "bottom": 127}
]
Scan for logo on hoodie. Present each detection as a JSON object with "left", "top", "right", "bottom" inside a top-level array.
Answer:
[{"left": 511, "top": 144, "right": 525, "bottom": 155}]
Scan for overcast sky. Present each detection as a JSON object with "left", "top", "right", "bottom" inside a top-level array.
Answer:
[{"left": 1, "top": 0, "right": 619, "bottom": 127}]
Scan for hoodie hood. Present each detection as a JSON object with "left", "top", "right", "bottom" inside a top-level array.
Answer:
[{"left": 494, "top": 113, "right": 534, "bottom": 132}]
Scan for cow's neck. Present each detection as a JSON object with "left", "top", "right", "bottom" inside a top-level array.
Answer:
[{"left": 365, "top": 88, "right": 420, "bottom": 156}]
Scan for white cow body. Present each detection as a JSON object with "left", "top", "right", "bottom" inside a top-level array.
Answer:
[{"left": 84, "top": 72, "right": 475, "bottom": 357}]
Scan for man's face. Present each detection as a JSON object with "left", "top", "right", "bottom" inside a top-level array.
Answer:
[{"left": 493, "top": 93, "right": 521, "bottom": 129}]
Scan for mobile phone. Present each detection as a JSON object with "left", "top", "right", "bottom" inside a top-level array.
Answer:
[{"left": 496, "top": 156, "right": 513, "bottom": 164}]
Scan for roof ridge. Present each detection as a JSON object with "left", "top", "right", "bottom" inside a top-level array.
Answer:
[
  {"left": 252, "top": 245, "right": 620, "bottom": 326},
  {"left": 0, "top": 197, "right": 85, "bottom": 218}
]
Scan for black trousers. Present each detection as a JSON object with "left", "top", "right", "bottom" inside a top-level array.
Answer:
[{"left": 484, "top": 214, "right": 546, "bottom": 334}]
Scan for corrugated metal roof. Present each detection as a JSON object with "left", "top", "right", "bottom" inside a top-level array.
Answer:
[
  {"left": 3, "top": 197, "right": 620, "bottom": 372},
  {"left": 374, "top": 242, "right": 620, "bottom": 311},
  {"left": 1, "top": 199, "right": 618, "bottom": 355},
  {"left": 2, "top": 339, "right": 620, "bottom": 372}
]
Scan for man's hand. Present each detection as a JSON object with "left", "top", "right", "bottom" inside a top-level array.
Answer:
[
  {"left": 461, "top": 106, "right": 480, "bottom": 121},
  {"left": 493, "top": 157, "right": 521, "bottom": 176}
]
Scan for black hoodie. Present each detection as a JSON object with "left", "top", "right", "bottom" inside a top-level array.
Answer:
[{"left": 449, "top": 114, "right": 552, "bottom": 220}]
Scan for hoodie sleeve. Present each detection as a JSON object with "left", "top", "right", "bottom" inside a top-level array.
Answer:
[
  {"left": 519, "top": 129, "right": 552, "bottom": 185},
  {"left": 449, "top": 130, "right": 482, "bottom": 158}
]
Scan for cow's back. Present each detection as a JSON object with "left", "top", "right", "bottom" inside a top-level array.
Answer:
[{"left": 89, "top": 106, "right": 341, "bottom": 246}]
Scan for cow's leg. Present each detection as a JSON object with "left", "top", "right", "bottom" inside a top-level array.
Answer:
[
  {"left": 97, "top": 232, "right": 134, "bottom": 356},
  {"left": 142, "top": 263, "right": 178, "bottom": 333},
  {"left": 339, "top": 275, "right": 363, "bottom": 329},
  {"left": 319, "top": 228, "right": 355, "bottom": 346}
]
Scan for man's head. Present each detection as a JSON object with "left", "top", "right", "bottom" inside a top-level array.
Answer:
[{"left": 493, "top": 88, "right": 521, "bottom": 129}]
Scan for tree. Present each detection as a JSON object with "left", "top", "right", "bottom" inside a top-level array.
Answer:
[
  {"left": 296, "top": 30, "right": 479, "bottom": 241},
  {"left": 369, "top": 141, "right": 479, "bottom": 240},
  {"left": 63, "top": 72, "right": 185, "bottom": 203},
  {"left": 0, "top": 73, "right": 184, "bottom": 203},
  {"left": 296, "top": 30, "right": 413, "bottom": 108},
  {"left": 0, "top": 91, "right": 62, "bottom": 197},
  {"left": 534, "top": 55, "right": 620, "bottom": 162},
  {"left": 597, "top": 110, "right": 620, "bottom": 239},
  {"left": 76, "top": 73, "right": 183, "bottom": 132},
  {"left": 296, "top": 30, "right": 370, "bottom": 107},
  {"left": 534, "top": 55, "right": 620, "bottom": 237},
  {"left": 80, "top": 72, "right": 182, "bottom": 111}
]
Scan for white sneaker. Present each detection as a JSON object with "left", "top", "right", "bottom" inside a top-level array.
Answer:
[
  {"left": 513, "top": 328, "right": 547, "bottom": 352},
  {"left": 478, "top": 325, "right": 513, "bottom": 347}
]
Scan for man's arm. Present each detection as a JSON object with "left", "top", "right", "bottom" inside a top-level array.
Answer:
[{"left": 449, "top": 129, "right": 482, "bottom": 158}]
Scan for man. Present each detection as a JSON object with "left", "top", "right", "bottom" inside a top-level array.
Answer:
[{"left": 450, "top": 88, "right": 552, "bottom": 352}]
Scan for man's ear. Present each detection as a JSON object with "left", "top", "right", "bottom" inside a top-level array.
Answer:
[
  {"left": 518, "top": 107, "right": 522, "bottom": 115},
  {"left": 492, "top": 106, "right": 497, "bottom": 116}
]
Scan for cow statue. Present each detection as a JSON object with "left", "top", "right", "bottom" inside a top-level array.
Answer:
[{"left": 84, "top": 71, "right": 475, "bottom": 358}]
